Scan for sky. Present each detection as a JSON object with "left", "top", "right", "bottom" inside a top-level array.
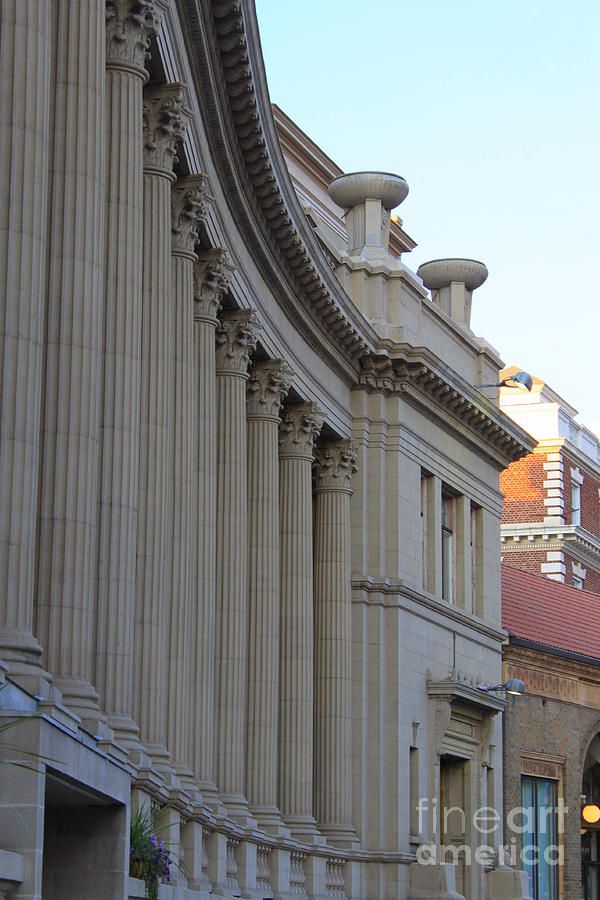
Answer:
[{"left": 255, "top": 0, "right": 600, "bottom": 431}]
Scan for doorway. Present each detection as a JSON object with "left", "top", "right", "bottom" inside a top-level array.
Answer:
[{"left": 440, "top": 755, "right": 469, "bottom": 899}]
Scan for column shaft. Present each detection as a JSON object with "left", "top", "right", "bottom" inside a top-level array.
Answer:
[
  {"left": 36, "top": 0, "right": 105, "bottom": 712},
  {"left": 0, "top": 0, "right": 51, "bottom": 675},
  {"left": 190, "top": 250, "right": 233, "bottom": 791},
  {"left": 278, "top": 403, "right": 323, "bottom": 837},
  {"left": 134, "top": 84, "right": 187, "bottom": 759},
  {"left": 95, "top": 0, "right": 160, "bottom": 738},
  {"left": 214, "top": 310, "right": 259, "bottom": 809},
  {"left": 313, "top": 440, "right": 358, "bottom": 845},
  {"left": 245, "top": 362, "right": 293, "bottom": 826},
  {"left": 166, "top": 177, "right": 207, "bottom": 773}
]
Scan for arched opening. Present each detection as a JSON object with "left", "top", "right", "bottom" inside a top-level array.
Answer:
[{"left": 582, "top": 734, "right": 600, "bottom": 898}]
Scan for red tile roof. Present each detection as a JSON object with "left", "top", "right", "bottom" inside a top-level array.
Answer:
[{"left": 502, "top": 563, "right": 600, "bottom": 662}]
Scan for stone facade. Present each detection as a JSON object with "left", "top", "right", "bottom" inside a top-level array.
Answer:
[{"left": 0, "top": 2, "right": 532, "bottom": 898}]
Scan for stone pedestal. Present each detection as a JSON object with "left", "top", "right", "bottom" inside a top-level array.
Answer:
[
  {"left": 408, "top": 862, "right": 464, "bottom": 899},
  {"left": 487, "top": 867, "right": 532, "bottom": 900},
  {"left": 214, "top": 309, "right": 260, "bottom": 815},
  {"left": 134, "top": 83, "right": 187, "bottom": 763},
  {"left": 245, "top": 360, "right": 293, "bottom": 832},
  {"left": 313, "top": 440, "right": 358, "bottom": 846},
  {"left": 166, "top": 175, "right": 208, "bottom": 775},
  {"left": 278, "top": 403, "right": 324, "bottom": 839},
  {"left": 95, "top": 0, "right": 162, "bottom": 744},
  {"left": 0, "top": 0, "right": 51, "bottom": 678},
  {"left": 191, "top": 249, "right": 234, "bottom": 797}
]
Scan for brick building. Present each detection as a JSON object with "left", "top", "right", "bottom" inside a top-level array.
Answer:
[
  {"left": 502, "top": 563, "right": 600, "bottom": 900},
  {"left": 500, "top": 367, "right": 600, "bottom": 593}
]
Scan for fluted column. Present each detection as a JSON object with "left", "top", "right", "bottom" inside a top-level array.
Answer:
[
  {"left": 35, "top": 0, "right": 105, "bottom": 716},
  {"left": 246, "top": 360, "right": 294, "bottom": 830},
  {"left": 191, "top": 249, "right": 234, "bottom": 795},
  {"left": 133, "top": 84, "right": 188, "bottom": 761},
  {"left": 95, "top": 0, "right": 161, "bottom": 742},
  {"left": 313, "top": 440, "right": 358, "bottom": 846},
  {"left": 278, "top": 403, "right": 324, "bottom": 838},
  {"left": 165, "top": 175, "right": 208, "bottom": 774},
  {"left": 214, "top": 309, "right": 260, "bottom": 814},
  {"left": 0, "top": 0, "right": 51, "bottom": 677}
]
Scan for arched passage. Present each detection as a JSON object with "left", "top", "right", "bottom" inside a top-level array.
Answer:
[{"left": 582, "top": 733, "right": 600, "bottom": 899}]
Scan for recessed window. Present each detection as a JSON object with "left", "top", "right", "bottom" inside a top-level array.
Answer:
[
  {"left": 571, "top": 482, "right": 581, "bottom": 526},
  {"left": 442, "top": 495, "right": 455, "bottom": 603},
  {"left": 573, "top": 576, "right": 583, "bottom": 590}
]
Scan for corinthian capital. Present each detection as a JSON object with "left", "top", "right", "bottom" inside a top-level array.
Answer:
[
  {"left": 143, "top": 84, "right": 189, "bottom": 175},
  {"left": 172, "top": 176, "right": 209, "bottom": 256},
  {"left": 215, "top": 310, "right": 261, "bottom": 376},
  {"left": 279, "top": 402, "right": 325, "bottom": 459},
  {"left": 247, "top": 360, "right": 294, "bottom": 419},
  {"left": 313, "top": 440, "right": 358, "bottom": 492},
  {"left": 193, "top": 248, "right": 235, "bottom": 321},
  {"left": 106, "top": 0, "right": 163, "bottom": 74}
]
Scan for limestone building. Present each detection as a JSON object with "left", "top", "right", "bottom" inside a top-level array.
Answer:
[{"left": 0, "top": 1, "right": 532, "bottom": 898}]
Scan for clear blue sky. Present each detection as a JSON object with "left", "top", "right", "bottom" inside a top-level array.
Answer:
[{"left": 256, "top": 0, "right": 600, "bottom": 431}]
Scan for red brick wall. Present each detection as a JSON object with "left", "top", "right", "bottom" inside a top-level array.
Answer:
[
  {"left": 501, "top": 451, "right": 546, "bottom": 524},
  {"left": 501, "top": 549, "right": 547, "bottom": 576}
]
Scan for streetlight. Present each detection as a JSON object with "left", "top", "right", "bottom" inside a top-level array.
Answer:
[
  {"left": 475, "top": 371, "right": 533, "bottom": 392},
  {"left": 477, "top": 678, "right": 526, "bottom": 696}
]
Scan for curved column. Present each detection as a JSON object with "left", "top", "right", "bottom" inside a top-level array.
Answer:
[
  {"left": 0, "top": 0, "right": 51, "bottom": 678},
  {"left": 214, "top": 309, "right": 260, "bottom": 816},
  {"left": 35, "top": 0, "right": 105, "bottom": 717},
  {"left": 190, "top": 249, "right": 233, "bottom": 796},
  {"left": 246, "top": 360, "right": 294, "bottom": 831},
  {"left": 313, "top": 440, "right": 358, "bottom": 847},
  {"left": 278, "top": 403, "right": 324, "bottom": 839},
  {"left": 95, "top": 0, "right": 161, "bottom": 743},
  {"left": 133, "top": 84, "right": 187, "bottom": 762},
  {"left": 165, "top": 175, "right": 208, "bottom": 775}
]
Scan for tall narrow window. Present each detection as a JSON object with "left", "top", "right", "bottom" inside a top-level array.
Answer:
[
  {"left": 442, "top": 495, "right": 455, "bottom": 603},
  {"left": 421, "top": 474, "right": 428, "bottom": 591},
  {"left": 571, "top": 482, "right": 581, "bottom": 526},
  {"left": 521, "top": 776, "right": 559, "bottom": 900},
  {"left": 409, "top": 747, "right": 419, "bottom": 837}
]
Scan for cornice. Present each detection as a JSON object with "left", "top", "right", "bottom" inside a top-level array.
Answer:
[
  {"left": 359, "top": 348, "right": 534, "bottom": 468},
  {"left": 351, "top": 575, "right": 508, "bottom": 646},
  {"left": 501, "top": 523, "right": 600, "bottom": 572},
  {"left": 176, "top": 0, "right": 382, "bottom": 385}
]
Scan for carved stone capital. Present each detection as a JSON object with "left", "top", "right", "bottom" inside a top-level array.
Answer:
[
  {"left": 143, "top": 84, "right": 189, "bottom": 176},
  {"left": 106, "top": 0, "right": 163, "bottom": 75},
  {"left": 215, "top": 310, "right": 261, "bottom": 376},
  {"left": 172, "top": 176, "right": 209, "bottom": 256},
  {"left": 313, "top": 440, "right": 358, "bottom": 492},
  {"left": 247, "top": 360, "right": 294, "bottom": 420},
  {"left": 279, "top": 402, "right": 325, "bottom": 459},
  {"left": 194, "top": 249, "right": 235, "bottom": 322}
]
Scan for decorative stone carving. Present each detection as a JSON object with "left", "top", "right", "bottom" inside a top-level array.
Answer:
[
  {"left": 194, "top": 248, "right": 235, "bottom": 321},
  {"left": 143, "top": 84, "right": 189, "bottom": 176},
  {"left": 313, "top": 440, "right": 358, "bottom": 492},
  {"left": 106, "top": 0, "right": 162, "bottom": 73},
  {"left": 246, "top": 360, "right": 294, "bottom": 419},
  {"left": 171, "top": 176, "right": 210, "bottom": 256},
  {"left": 215, "top": 310, "right": 261, "bottom": 375},
  {"left": 278, "top": 403, "right": 325, "bottom": 458}
]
